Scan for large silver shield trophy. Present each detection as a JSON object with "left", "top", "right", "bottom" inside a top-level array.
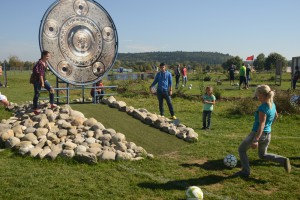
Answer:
[{"left": 39, "top": 0, "right": 118, "bottom": 85}]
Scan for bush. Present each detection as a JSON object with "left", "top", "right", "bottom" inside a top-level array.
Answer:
[
  {"left": 204, "top": 76, "right": 211, "bottom": 81},
  {"left": 227, "top": 97, "right": 259, "bottom": 115},
  {"left": 274, "top": 90, "right": 300, "bottom": 115},
  {"left": 214, "top": 87, "right": 222, "bottom": 100}
]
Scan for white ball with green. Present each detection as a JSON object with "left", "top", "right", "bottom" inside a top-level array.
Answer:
[
  {"left": 150, "top": 87, "right": 157, "bottom": 94},
  {"left": 223, "top": 154, "right": 237, "bottom": 168},
  {"left": 186, "top": 186, "right": 203, "bottom": 200}
]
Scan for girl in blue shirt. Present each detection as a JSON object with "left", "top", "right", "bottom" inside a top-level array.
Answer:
[{"left": 237, "top": 85, "right": 291, "bottom": 177}]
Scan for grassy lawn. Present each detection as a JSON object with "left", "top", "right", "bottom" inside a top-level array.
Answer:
[{"left": 0, "top": 71, "right": 299, "bottom": 200}]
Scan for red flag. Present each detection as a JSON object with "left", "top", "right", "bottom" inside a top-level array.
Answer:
[{"left": 246, "top": 55, "right": 254, "bottom": 61}]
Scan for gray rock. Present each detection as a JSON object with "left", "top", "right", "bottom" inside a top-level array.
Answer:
[
  {"left": 87, "top": 147, "right": 101, "bottom": 155},
  {"left": 1, "top": 129, "right": 14, "bottom": 142},
  {"left": 116, "top": 151, "right": 132, "bottom": 161},
  {"left": 91, "top": 122, "right": 105, "bottom": 131},
  {"left": 114, "top": 142, "right": 127, "bottom": 152},
  {"left": 35, "top": 128, "right": 49, "bottom": 137},
  {"left": 98, "top": 150, "right": 116, "bottom": 161},
  {"left": 74, "top": 152, "right": 97, "bottom": 164},
  {"left": 22, "top": 133, "right": 38, "bottom": 143},
  {"left": 5, "top": 137, "right": 20, "bottom": 148},
  {"left": 12, "top": 125, "right": 23, "bottom": 137},
  {"left": 29, "top": 147, "right": 43, "bottom": 157},
  {"left": 75, "top": 145, "right": 87, "bottom": 153},
  {"left": 60, "top": 149, "right": 75, "bottom": 158},
  {"left": 83, "top": 118, "right": 98, "bottom": 127},
  {"left": 85, "top": 137, "right": 96, "bottom": 145},
  {"left": 103, "top": 128, "right": 116, "bottom": 135},
  {"left": 57, "top": 129, "right": 68, "bottom": 137},
  {"left": 112, "top": 133, "right": 126, "bottom": 144},
  {"left": 38, "top": 148, "right": 52, "bottom": 159},
  {"left": 24, "top": 127, "right": 36, "bottom": 134},
  {"left": 64, "top": 141, "right": 77, "bottom": 150}
]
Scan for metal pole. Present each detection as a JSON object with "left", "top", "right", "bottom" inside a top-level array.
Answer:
[
  {"left": 56, "top": 76, "right": 59, "bottom": 104},
  {"left": 67, "top": 83, "right": 70, "bottom": 104},
  {"left": 4, "top": 62, "right": 7, "bottom": 87},
  {"left": 82, "top": 85, "right": 85, "bottom": 103}
]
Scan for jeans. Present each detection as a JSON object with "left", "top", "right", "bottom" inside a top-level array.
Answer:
[
  {"left": 182, "top": 76, "right": 187, "bottom": 86},
  {"left": 238, "top": 131, "right": 287, "bottom": 175},
  {"left": 156, "top": 90, "right": 174, "bottom": 116},
  {"left": 292, "top": 79, "right": 297, "bottom": 89},
  {"left": 202, "top": 110, "right": 212, "bottom": 128},
  {"left": 175, "top": 75, "right": 180, "bottom": 88},
  {"left": 33, "top": 80, "right": 54, "bottom": 109},
  {"left": 92, "top": 90, "right": 105, "bottom": 103}
]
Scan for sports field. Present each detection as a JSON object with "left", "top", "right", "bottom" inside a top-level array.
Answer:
[{"left": 0, "top": 71, "right": 299, "bottom": 200}]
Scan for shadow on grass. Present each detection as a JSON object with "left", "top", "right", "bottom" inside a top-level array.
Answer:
[
  {"left": 180, "top": 159, "right": 236, "bottom": 171},
  {"left": 289, "top": 156, "right": 300, "bottom": 168},
  {"left": 138, "top": 159, "right": 267, "bottom": 191},
  {"left": 181, "top": 158, "right": 290, "bottom": 171},
  {"left": 138, "top": 174, "right": 267, "bottom": 191}
]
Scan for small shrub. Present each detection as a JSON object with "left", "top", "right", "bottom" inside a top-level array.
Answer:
[
  {"left": 227, "top": 98, "right": 259, "bottom": 115},
  {"left": 204, "top": 76, "right": 211, "bottom": 81},
  {"left": 274, "top": 90, "right": 300, "bottom": 115},
  {"left": 214, "top": 87, "right": 222, "bottom": 100},
  {"left": 269, "top": 76, "right": 275, "bottom": 81}
]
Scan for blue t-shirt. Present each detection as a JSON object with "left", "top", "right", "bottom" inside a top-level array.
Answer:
[
  {"left": 202, "top": 94, "right": 216, "bottom": 111},
  {"left": 252, "top": 102, "right": 276, "bottom": 133},
  {"left": 150, "top": 71, "right": 172, "bottom": 92}
]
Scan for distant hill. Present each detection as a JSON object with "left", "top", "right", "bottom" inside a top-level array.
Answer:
[{"left": 117, "top": 51, "right": 233, "bottom": 65}]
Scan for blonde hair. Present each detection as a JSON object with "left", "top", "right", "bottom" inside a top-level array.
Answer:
[
  {"left": 205, "top": 86, "right": 213, "bottom": 94},
  {"left": 255, "top": 85, "right": 274, "bottom": 107}
]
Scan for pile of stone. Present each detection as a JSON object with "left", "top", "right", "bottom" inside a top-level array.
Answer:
[
  {"left": 0, "top": 103, "right": 153, "bottom": 164},
  {"left": 101, "top": 96, "right": 199, "bottom": 143}
]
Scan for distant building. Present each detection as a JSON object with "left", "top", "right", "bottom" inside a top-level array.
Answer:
[{"left": 112, "top": 67, "right": 133, "bottom": 73}]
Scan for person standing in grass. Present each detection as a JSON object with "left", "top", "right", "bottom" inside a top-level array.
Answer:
[
  {"left": 246, "top": 64, "right": 251, "bottom": 88},
  {"left": 182, "top": 65, "right": 188, "bottom": 86},
  {"left": 228, "top": 64, "right": 235, "bottom": 86},
  {"left": 201, "top": 86, "right": 216, "bottom": 130},
  {"left": 239, "top": 63, "right": 247, "bottom": 89},
  {"left": 31, "top": 50, "right": 56, "bottom": 115},
  {"left": 292, "top": 66, "right": 299, "bottom": 90},
  {"left": 150, "top": 63, "right": 176, "bottom": 119},
  {"left": 174, "top": 64, "right": 181, "bottom": 89},
  {"left": 91, "top": 80, "right": 105, "bottom": 103},
  {"left": 236, "top": 84, "right": 291, "bottom": 178}
]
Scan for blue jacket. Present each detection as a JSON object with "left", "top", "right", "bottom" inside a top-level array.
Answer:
[{"left": 151, "top": 71, "right": 172, "bottom": 92}]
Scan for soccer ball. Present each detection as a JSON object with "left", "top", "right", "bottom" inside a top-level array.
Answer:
[
  {"left": 223, "top": 154, "right": 237, "bottom": 168},
  {"left": 290, "top": 95, "right": 300, "bottom": 106},
  {"left": 182, "top": 84, "right": 185, "bottom": 87},
  {"left": 188, "top": 86, "right": 192, "bottom": 90},
  {"left": 150, "top": 87, "right": 157, "bottom": 94},
  {"left": 186, "top": 186, "right": 203, "bottom": 200}
]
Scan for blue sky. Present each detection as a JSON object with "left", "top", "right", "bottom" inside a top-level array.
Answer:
[{"left": 0, "top": 0, "right": 299, "bottom": 62}]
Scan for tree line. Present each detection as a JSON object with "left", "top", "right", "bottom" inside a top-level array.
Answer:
[{"left": 0, "top": 51, "right": 291, "bottom": 72}]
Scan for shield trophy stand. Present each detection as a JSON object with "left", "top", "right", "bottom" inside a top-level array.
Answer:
[{"left": 39, "top": 0, "right": 118, "bottom": 103}]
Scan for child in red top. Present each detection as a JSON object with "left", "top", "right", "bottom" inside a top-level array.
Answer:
[{"left": 90, "top": 80, "right": 105, "bottom": 103}]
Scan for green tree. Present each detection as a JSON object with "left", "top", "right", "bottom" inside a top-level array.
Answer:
[
  {"left": 223, "top": 56, "right": 243, "bottom": 70},
  {"left": 265, "top": 53, "right": 287, "bottom": 71},
  {"left": 24, "top": 61, "right": 35, "bottom": 71},
  {"left": 8, "top": 56, "right": 23, "bottom": 70},
  {"left": 253, "top": 53, "right": 265, "bottom": 71}
]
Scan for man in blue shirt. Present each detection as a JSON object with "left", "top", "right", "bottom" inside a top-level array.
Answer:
[{"left": 150, "top": 63, "right": 176, "bottom": 119}]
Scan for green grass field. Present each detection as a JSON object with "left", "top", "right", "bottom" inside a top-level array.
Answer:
[{"left": 0, "top": 71, "right": 299, "bottom": 200}]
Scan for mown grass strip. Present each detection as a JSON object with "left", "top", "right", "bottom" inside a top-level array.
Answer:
[{"left": 71, "top": 103, "right": 188, "bottom": 155}]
